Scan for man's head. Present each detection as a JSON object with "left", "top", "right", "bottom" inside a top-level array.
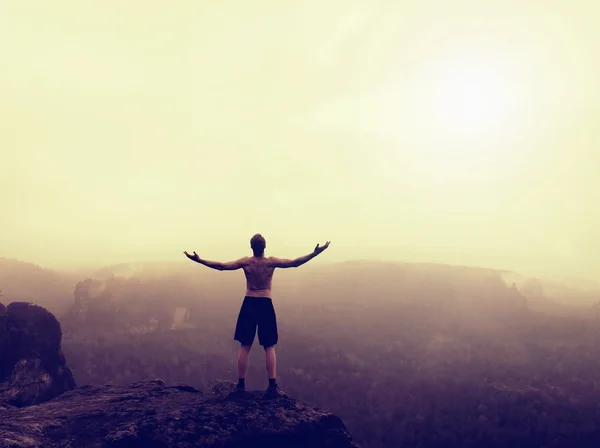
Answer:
[{"left": 250, "top": 233, "right": 266, "bottom": 256}]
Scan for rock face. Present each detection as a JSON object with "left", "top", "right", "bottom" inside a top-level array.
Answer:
[
  {"left": 0, "top": 302, "right": 76, "bottom": 407},
  {"left": 0, "top": 379, "right": 359, "bottom": 448}
]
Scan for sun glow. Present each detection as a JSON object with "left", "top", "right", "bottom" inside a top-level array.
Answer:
[
  {"left": 359, "top": 47, "right": 536, "bottom": 198},
  {"left": 413, "top": 50, "right": 526, "bottom": 143},
  {"left": 430, "top": 65, "right": 513, "bottom": 137}
]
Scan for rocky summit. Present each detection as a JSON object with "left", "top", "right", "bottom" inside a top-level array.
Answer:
[
  {"left": 0, "top": 379, "right": 359, "bottom": 448},
  {"left": 0, "top": 301, "right": 358, "bottom": 447}
]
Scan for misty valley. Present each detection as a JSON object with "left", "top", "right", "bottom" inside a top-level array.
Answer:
[{"left": 2, "top": 257, "right": 600, "bottom": 447}]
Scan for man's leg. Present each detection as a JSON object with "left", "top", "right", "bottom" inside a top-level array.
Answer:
[
  {"left": 237, "top": 344, "right": 252, "bottom": 389},
  {"left": 257, "top": 299, "right": 278, "bottom": 386},
  {"left": 233, "top": 297, "right": 257, "bottom": 392},
  {"left": 263, "top": 344, "right": 285, "bottom": 397},
  {"left": 265, "top": 345, "right": 276, "bottom": 380},
  {"left": 258, "top": 299, "right": 284, "bottom": 397}
]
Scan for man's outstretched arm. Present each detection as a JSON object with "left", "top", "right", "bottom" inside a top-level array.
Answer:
[
  {"left": 270, "top": 241, "right": 330, "bottom": 269},
  {"left": 184, "top": 251, "right": 247, "bottom": 271}
]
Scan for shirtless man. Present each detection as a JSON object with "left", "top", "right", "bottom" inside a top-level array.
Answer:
[{"left": 184, "top": 233, "right": 330, "bottom": 398}]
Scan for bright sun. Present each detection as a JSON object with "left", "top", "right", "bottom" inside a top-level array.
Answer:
[
  {"left": 413, "top": 51, "right": 523, "bottom": 142},
  {"left": 312, "top": 47, "right": 528, "bottom": 157},
  {"left": 431, "top": 65, "right": 510, "bottom": 136}
]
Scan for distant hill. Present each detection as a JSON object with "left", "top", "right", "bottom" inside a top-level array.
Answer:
[
  {"left": 2, "top": 256, "right": 595, "bottom": 320},
  {"left": 296, "top": 260, "right": 592, "bottom": 316},
  {"left": 57, "top": 258, "right": 591, "bottom": 326},
  {"left": 0, "top": 258, "right": 77, "bottom": 313},
  {"left": 91, "top": 261, "right": 184, "bottom": 280}
]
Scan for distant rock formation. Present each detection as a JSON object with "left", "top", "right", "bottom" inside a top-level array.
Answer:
[
  {"left": 0, "top": 379, "right": 359, "bottom": 448},
  {"left": 63, "top": 276, "right": 179, "bottom": 335},
  {"left": 0, "top": 302, "right": 75, "bottom": 407}
]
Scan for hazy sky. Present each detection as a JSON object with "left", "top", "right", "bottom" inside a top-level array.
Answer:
[{"left": 1, "top": 1, "right": 599, "bottom": 278}]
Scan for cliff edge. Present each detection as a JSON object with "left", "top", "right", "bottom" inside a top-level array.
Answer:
[{"left": 0, "top": 379, "right": 359, "bottom": 448}]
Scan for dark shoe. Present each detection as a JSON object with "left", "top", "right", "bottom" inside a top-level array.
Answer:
[{"left": 264, "top": 384, "right": 287, "bottom": 399}]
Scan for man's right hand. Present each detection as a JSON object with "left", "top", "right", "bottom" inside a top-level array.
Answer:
[
  {"left": 314, "top": 241, "right": 331, "bottom": 254},
  {"left": 184, "top": 251, "right": 200, "bottom": 262}
]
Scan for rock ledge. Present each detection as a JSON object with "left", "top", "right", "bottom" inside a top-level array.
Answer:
[{"left": 0, "top": 379, "right": 359, "bottom": 448}]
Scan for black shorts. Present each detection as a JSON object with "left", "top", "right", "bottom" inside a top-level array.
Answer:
[{"left": 234, "top": 296, "right": 278, "bottom": 347}]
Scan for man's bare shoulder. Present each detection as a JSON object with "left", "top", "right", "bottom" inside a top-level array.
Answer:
[{"left": 266, "top": 256, "right": 294, "bottom": 268}]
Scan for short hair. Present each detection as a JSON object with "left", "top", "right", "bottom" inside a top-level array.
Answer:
[{"left": 250, "top": 233, "right": 266, "bottom": 253}]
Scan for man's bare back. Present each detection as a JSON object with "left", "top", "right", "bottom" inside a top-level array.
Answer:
[
  {"left": 241, "top": 256, "right": 275, "bottom": 298},
  {"left": 238, "top": 254, "right": 332, "bottom": 298}
]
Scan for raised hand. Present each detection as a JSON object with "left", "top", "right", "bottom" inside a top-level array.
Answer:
[
  {"left": 314, "top": 241, "right": 331, "bottom": 254},
  {"left": 183, "top": 251, "right": 200, "bottom": 262}
]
